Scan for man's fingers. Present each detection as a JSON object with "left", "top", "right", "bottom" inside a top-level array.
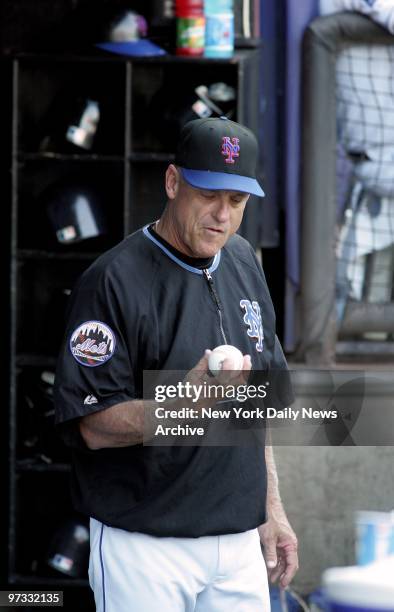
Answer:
[
  {"left": 189, "top": 349, "right": 252, "bottom": 400},
  {"left": 263, "top": 537, "right": 278, "bottom": 570},
  {"left": 186, "top": 351, "right": 212, "bottom": 388},
  {"left": 193, "top": 350, "right": 211, "bottom": 371},
  {"left": 267, "top": 560, "right": 283, "bottom": 583},
  {"left": 278, "top": 546, "right": 299, "bottom": 588},
  {"left": 215, "top": 353, "right": 251, "bottom": 386},
  {"left": 267, "top": 548, "right": 298, "bottom": 586},
  {"left": 243, "top": 354, "right": 252, "bottom": 371},
  {"left": 279, "top": 562, "right": 298, "bottom": 588},
  {"left": 241, "top": 354, "right": 252, "bottom": 382},
  {"left": 220, "top": 354, "right": 251, "bottom": 372}
]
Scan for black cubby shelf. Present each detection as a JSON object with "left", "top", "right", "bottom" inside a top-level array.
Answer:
[
  {"left": 17, "top": 249, "right": 101, "bottom": 261},
  {"left": 15, "top": 354, "right": 57, "bottom": 368},
  {"left": 16, "top": 462, "right": 71, "bottom": 473},
  {"left": 128, "top": 152, "right": 175, "bottom": 162},
  {"left": 10, "top": 574, "right": 89, "bottom": 587},
  {"left": 16, "top": 49, "right": 254, "bottom": 64},
  {"left": 17, "top": 153, "right": 124, "bottom": 162}
]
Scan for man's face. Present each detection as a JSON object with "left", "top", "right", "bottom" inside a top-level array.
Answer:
[{"left": 163, "top": 165, "right": 250, "bottom": 258}]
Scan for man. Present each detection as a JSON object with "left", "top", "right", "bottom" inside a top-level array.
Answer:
[{"left": 54, "top": 117, "right": 298, "bottom": 611}]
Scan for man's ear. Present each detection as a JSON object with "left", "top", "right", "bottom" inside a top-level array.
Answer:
[{"left": 165, "top": 164, "right": 180, "bottom": 200}]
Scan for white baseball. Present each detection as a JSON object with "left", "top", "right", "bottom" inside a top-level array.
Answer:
[{"left": 208, "top": 345, "right": 244, "bottom": 375}]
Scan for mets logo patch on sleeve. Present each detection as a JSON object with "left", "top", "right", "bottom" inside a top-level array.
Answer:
[{"left": 70, "top": 321, "right": 116, "bottom": 367}]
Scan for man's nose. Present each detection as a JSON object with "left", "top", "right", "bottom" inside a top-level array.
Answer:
[{"left": 212, "top": 197, "right": 231, "bottom": 222}]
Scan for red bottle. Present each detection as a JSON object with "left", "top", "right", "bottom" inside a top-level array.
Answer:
[{"left": 175, "top": 0, "right": 205, "bottom": 56}]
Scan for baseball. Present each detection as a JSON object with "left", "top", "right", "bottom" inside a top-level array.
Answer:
[{"left": 208, "top": 345, "right": 244, "bottom": 375}]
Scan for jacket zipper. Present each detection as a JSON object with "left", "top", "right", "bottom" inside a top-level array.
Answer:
[{"left": 203, "top": 268, "right": 228, "bottom": 344}]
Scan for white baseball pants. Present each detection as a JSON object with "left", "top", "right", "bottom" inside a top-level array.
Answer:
[{"left": 89, "top": 518, "right": 270, "bottom": 612}]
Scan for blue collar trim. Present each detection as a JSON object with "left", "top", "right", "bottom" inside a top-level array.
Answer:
[{"left": 142, "top": 225, "right": 221, "bottom": 275}]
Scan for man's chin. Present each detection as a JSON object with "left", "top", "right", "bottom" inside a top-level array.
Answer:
[{"left": 195, "top": 239, "right": 226, "bottom": 258}]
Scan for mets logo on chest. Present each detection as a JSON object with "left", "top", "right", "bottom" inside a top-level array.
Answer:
[
  {"left": 222, "top": 136, "right": 240, "bottom": 164},
  {"left": 240, "top": 300, "right": 264, "bottom": 352}
]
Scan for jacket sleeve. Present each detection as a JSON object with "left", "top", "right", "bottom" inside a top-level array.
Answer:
[{"left": 54, "top": 265, "right": 136, "bottom": 446}]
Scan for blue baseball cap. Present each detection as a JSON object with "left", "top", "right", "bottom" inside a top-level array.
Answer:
[
  {"left": 95, "top": 10, "right": 166, "bottom": 57},
  {"left": 175, "top": 117, "right": 265, "bottom": 197}
]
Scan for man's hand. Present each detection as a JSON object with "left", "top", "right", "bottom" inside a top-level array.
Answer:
[
  {"left": 258, "top": 511, "right": 298, "bottom": 588},
  {"left": 214, "top": 350, "right": 252, "bottom": 385},
  {"left": 261, "top": 445, "right": 299, "bottom": 588},
  {"left": 186, "top": 349, "right": 252, "bottom": 408}
]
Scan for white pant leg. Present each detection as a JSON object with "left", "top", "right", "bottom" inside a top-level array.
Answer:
[
  {"left": 194, "top": 529, "right": 270, "bottom": 612},
  {"left": 89, "top": 518, "right": 216, "bottom": 612}
]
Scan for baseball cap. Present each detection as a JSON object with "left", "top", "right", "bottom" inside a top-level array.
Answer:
[
  {"left": 95, "top": 10, "right": 166, "bottom": 57},
  {"left": 175, "top": 116, "right": 265, "bottom": 197}
]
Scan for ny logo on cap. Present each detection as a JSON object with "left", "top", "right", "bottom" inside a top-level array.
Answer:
[{"left": 222, "top": 137, "right": 240, "bottom": 164}]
